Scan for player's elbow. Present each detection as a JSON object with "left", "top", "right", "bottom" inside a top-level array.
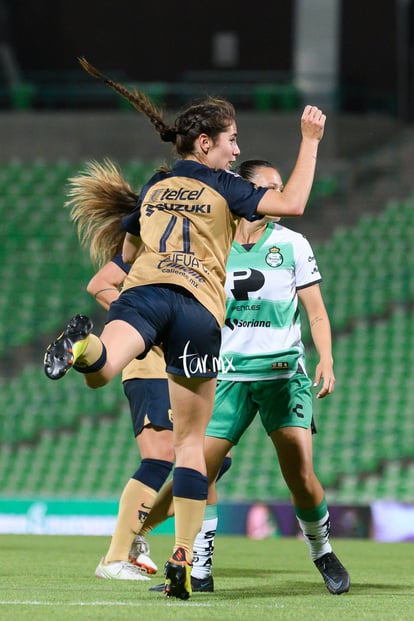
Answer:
[
  {"left": 288, "top": 203, "right": 306, "bottom": 217},
  {"left": 258, "top": 193, "right": 306, "bottom": 218},
  {"left": 86, "top": 277, "right": 97, "bottom": 297},
  {"left": 285, "top": 195, "right": 308, "bottom": 216}
]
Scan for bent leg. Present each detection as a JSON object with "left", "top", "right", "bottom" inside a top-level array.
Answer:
[
  {"left": 204, "top": 436, "right": 233, "bottom": 502},
  {"left": 82, "top": 320, "right": 146, "bottom": 388},
  {"left": 128, "top": 427, "right": 174, "bottom": 534},
  {"left": 105, "top": 429, "right": 174, "bottom": 565},
  {"left": 139, "top": 479, "right": 175, "bottom": 537}
]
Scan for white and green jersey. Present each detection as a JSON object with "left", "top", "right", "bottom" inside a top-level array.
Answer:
[{"left": 218, "top": 221, "right": 321, "bottom": 381}]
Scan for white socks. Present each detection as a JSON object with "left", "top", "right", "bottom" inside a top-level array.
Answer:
[
  {"left": 191, "top": 504, "right": 218, "bottom": 579},
  {"left": 297, "top": 513, "right": 333, "bottom": 561}
]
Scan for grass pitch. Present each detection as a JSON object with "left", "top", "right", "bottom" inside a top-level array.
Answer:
[{"left": 0, "top": 534, "right": 413, "bottom": 621}]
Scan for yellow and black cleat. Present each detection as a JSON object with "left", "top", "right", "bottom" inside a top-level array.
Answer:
[
  {"left": 44, "top": 314, "right": 93, "bottom": 380},
  {"left": 164, "top": 547, "right": 192, "bottom": 600}
]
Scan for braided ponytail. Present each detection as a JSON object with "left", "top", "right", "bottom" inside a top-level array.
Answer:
[
  {"left": 78, "top": 57, "right": 174, "bottom": 141},
  {"left": 78, "top": 57, "right": 236, "bottom": 157}
]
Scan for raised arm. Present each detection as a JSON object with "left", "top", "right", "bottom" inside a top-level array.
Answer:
[{"left": 256, "top": 105, "right": 325, "bottom": 218}]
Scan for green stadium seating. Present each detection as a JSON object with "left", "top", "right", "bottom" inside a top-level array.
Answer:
[{"left": 1, "top": 161, "right": 414, "bottom": 503}]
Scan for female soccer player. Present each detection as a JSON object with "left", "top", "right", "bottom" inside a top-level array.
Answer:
[
  {"left": 144, "top": 160, "right": 350, "bottom": 596},
  {"left": 44, "top": 57, "right": 325, "bottom": 600},
  {"left": 67, "top": 160, "right": 232, "bottom": 586}
]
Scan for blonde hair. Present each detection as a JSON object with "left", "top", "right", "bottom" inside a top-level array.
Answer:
[{"left": 65, "top": 158, "right": 139, "bottom": 268}]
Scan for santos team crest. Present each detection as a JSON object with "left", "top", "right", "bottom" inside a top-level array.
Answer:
[{"left": 265, "top": 246, "right": 283, "bottom": 268}]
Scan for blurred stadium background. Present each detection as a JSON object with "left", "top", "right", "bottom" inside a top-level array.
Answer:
[{"left": 0, "top": 0, "right": 413, "bottom": 540}]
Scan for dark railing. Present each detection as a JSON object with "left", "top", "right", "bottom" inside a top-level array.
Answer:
[{"left": 0, "top": 68, "right": 399, "bottom": 115}]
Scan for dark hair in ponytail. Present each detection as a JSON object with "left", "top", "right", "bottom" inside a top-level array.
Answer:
[{"left": 79, "top": 57, "right": 236, "bottom": 158}]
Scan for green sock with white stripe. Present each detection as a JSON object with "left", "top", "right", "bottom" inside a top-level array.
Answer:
[{"left": 295, "top": 498, "right": 332, "bottom": 561}]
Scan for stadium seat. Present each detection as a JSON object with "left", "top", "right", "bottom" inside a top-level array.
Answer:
[{"left": 1, "top": 164, "right": 414, "bottom": 504}]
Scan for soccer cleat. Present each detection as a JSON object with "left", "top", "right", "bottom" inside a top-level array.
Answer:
[
  {"left": 148, "top": 582, "right": 167, "bottom": 593},
  {"left": 129, "top": 534, "right": 158, "bottom": 575},
  {"left": 190, "top": 575, "right": 214, "bottom": 592},
  {"left": 149, "top": 574, "right": 214, "bottom": 593},
  {"left": 164, "top": 547, "right": 192, "bottom": 600},
  {"left": 95, "top": 557, "right": 150, "bottom": 581},
  {"left": 314, "top": 551, "right": 350, "bottom": 594},
  {"left": 44, "top": 314, "right": 93, "bottom": 380}
]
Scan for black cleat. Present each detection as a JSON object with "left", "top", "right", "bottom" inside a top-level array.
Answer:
[
  {"left": 164, "top": 547, "right": 192, "bottom": 600},
  {"left": 191, "top": 575, "right": 214, "bottom": 592},
  {"left": 149, "top": 582, "right": 166, "bottom": 593},
  {"left": 44, "top": 314, "right": 93, "bottom": 380},
  {"left": 314, "top": 551, "right": 350, "bottom": 595},
  {"left": 150, "top": 574, "right": 214, "bottom": 593}
]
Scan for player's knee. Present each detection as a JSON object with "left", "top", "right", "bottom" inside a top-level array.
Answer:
[{"left": 132, "top": 458, "right": 173, "bottom": 491}]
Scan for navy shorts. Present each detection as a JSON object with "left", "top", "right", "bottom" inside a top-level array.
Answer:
[
  {"left": 107, "top": 284, "right": 222, "bottom": 378},
  {"left": 123, "top": 378, "right": 173, "bottom": 436}
]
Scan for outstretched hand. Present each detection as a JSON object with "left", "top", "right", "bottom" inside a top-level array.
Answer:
[{"left": 301, "top": 105, "right": 326, "bottom": 143}]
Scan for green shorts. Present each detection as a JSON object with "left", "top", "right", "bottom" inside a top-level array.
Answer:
[{"left": 206, "top": 372, "right": 313, "bottom": 445}]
